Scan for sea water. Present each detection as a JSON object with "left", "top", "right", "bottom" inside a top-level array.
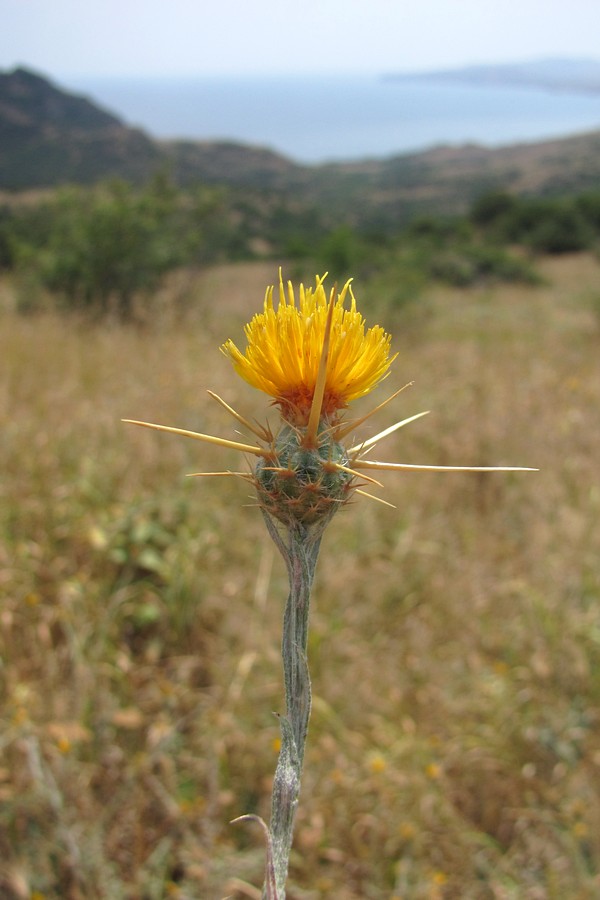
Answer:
[{"left": 69, "top": 73, "right": 600, "bottom": 164}]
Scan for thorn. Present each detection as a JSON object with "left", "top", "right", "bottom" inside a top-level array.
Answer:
[
  {"left": 355, "top": 489, "right": 397, "bottom": 508},
  {"left": 348, "top": 410, "right": 430, "bottom": 454},
  {"left": 329, "top": 460, "right": 383, "bottom": 487},
  {"left": 186, "top": 471, "right": 254, "bottom": 480},
  {"left": 207, "top": 390, "right": 272, "bottom": 442},
  {"left": 353, "top": 459, "right": 539, "bottom": 473},
  {"left": 334, "top": 382, "right": 414, "bottom": 441},
  {"left": 260, "top": 466, "right": 296, "bottom": 477},
  {"left": 122, "top": 419, "right": 267, "bottom": 457}
]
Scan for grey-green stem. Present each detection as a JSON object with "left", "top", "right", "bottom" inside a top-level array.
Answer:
[{"left": 260, "top": 511, "right": 330, "bottom": 899}]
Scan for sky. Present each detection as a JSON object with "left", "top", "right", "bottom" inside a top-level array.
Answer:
[{"left": 2, "top": 0, "right": 600, "bottom": 80}]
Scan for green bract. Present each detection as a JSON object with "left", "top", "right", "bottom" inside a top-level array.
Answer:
[{"left": 255, "top": 425, "right": 353, "bottom": 525}]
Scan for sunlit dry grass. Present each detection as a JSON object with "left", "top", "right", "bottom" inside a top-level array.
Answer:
[{"left": 1, "top": 256, "right": 600, "bottom": 899}]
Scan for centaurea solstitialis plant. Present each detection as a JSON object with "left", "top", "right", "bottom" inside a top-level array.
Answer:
[{"left": 124, "top": 273, "right": 536, "bottom": 899}]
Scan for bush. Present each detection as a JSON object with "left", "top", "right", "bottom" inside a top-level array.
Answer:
[
  {"left": 316, "top": 226, "right": 364, "bottom": 279},
  {"left": 406, "top": 215, "right": 473, "bottom": 245},
  {"left": 525, "top": 203, "right": 593, "bottom": 255},
  {"left": 575, "top": 192, "right": 600, "bottom": 233},
  {"left": 2, "top": 175, "right": 244, "bottom": 319},
  {"left": 428, "top": 244, "right": 539, "bottom": 287},
  {"left": 0, "top": 207, "right": 14, "bottom": 270},
  {"left": 37, "top": 177, "right": 186, "bottom": 318},
  {"left": 470, "top": 192, "right": 595, "bottom": 255},
  {"left": 470, "top": 191, "right": 518, "bottom": 229}
]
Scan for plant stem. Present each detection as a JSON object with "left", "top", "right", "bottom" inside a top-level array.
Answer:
[{"left": 261, "top": 513, "right": 325, "bottom": 899}]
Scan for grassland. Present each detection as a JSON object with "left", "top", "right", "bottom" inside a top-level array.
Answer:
[{"left": 1, "top": 255, "right": 600, "bottom": 899}]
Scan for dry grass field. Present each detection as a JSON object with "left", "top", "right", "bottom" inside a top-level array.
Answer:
[{"left": 1, "top": 256, "right": 600, "bottom": 899}]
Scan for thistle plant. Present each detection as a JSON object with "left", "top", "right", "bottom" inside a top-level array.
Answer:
[{"left": 124, "top": 272, "right": 535, "bottom": 898}]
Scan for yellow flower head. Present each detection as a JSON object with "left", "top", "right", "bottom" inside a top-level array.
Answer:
[{"left": 221, "top": 273, "right": 396, "bottom": 426}]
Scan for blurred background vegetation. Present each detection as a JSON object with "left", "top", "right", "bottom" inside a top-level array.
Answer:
[{"left": 4, "top": 173, "right": 600, "bottom": 321}]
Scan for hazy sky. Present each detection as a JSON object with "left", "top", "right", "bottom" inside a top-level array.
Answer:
[{"left": 2, "top": 0, "right": 599, "bottom": 79}]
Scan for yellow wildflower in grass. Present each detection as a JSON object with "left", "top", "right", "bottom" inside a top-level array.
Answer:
[
  {"left": 425, "top": 762, "right": 442, "bottom": 780},
  {"left": 124, "top": 271, "right": 536, "bottom": 899},
  {"left": 368, "top": 752, "right": 388, "bottom": 774}
]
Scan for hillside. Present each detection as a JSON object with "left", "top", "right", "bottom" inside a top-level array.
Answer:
[
  {"left": 2, "top": 65, "right": 600, "bottom": 226},
  {"left": 0, "top": 67, "right": 164, "bottom": 187},
  {"left": 0, "top": 66, "right": 300, "bottom": 193},
  {"left": 349, "top": 131, "right": 600, "bottom": 223}
]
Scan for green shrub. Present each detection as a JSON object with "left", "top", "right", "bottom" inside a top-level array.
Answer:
[
  {"left": 40, "top": 178, "right": 186, "bottom": 318},
  {"left": 470, "top": 190, "right": 518, "bottom": 229},
  {"left": 525, "top": 204, "right": 593, "bottom": 254},
  {"left": 3, "top": 175, "right": 244, "bottom": 319},
  {"left": 406, "top": 215, "right": 473, "bottom": 246},
  {"left": 428, "top": 244, "right": 540, "bottom": 286},
  {"left": 471, "top": 192, "right": 595, "bottom": 255},
  {"left": 316, "top": 225, "right": 364, "bottom": 279},
  {"left": 575, "top": 192, "right": 600, "bottom": 233}
]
